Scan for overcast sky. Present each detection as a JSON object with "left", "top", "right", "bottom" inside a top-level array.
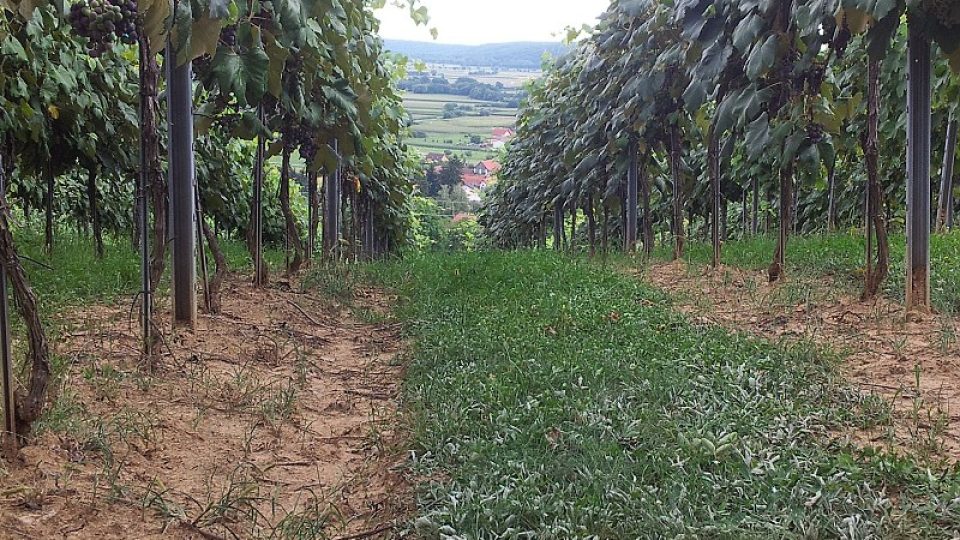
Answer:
[{"left": 375, "top": 1, "right": 610, "bottom": 45}]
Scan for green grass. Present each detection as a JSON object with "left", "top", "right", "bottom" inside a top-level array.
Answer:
[
  {"left": 365, "top": 250, "right": 960, "bottom": 537},
  {"left": 12, "top": 227, "right": 284, "bottom": 311},
  {"left": 658, "top": 231, "right": 960, "bottom": 313}
]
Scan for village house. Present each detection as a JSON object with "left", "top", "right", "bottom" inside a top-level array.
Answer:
[
  {"left": 472, "top": 160, "right": 502, "bottom": 177},
  {"left": 490, "top": 127, "right": 515, "bottom": 149},
  {"left": 423, "top": 152, "right": 448, "bottom": 164},
  {"left": 460, "top": 160, "right": 501, "bottom": 203}
]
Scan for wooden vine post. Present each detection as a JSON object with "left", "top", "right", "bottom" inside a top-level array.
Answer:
[
  {"left": 625, "top": 137, "right": 639, "bottom": 253},
  {"left": 905, "top": 20, "right": 931, "bottom": 312},
  {"left": 862, "top": 58, "right": 889, "bottom": 300}
]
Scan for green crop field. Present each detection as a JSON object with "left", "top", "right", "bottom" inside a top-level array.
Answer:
[{"left": 402, "top": 91, "right": 517, "bottom": 162}]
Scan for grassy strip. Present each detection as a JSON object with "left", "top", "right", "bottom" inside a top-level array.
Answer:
[
  {"left": 368, "top": 250, "right": 960, "bottom": 537},
  {"left": 12, "top": 227, "right": 283, "bottom": 311},
  {"left": 654, "top": 231, "right": 960, "bottom": 313}
]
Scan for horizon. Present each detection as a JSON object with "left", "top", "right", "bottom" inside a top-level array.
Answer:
[
  {"left": 383, "top": 38, "right": 567, "bottom": 47},
  {"left": 375, "top": 1, "right": 608, "bottom": 46}
]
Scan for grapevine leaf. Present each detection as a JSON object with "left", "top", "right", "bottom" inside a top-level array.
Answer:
[
  {"left": 194, "top": 102, "right": 218, "bottom": 136},
  {"left": 746, "top": 34, "right": 777, "bottom": 80},
  {"left": 190, "top": 16, "right": 223, "bottom": 60},
  {"left": 817, "top": 140, "right": 836, "bottom": 167},
  {"left": 142, "top": 0, "right": 171, "bottom": 55},
  {"left": 682, "top": 79, "right": 707, "bottom": 113},
  {"left": 240, "top": 36, "right": 270, "bottom": 106},
  {"left": 263, "top": 31, "right": 289, "bottom": 98},
  {"left": 732, "top": 13, "right": 762, "bottom": 52},
  {"left": 697, "top": 40, "right": 732, "bottom": 81},
  {"left": 744, "top": 112, "right": 769, "bottom": 154},
  {"left": 783, "top": 131, "right": 805, "bottom": 166},
  {"left": 208, "top": 0, "right": 230, "bottom": 18},
  {"left": 799, "top": 141, "right": 820, "bottom": 170},
  {"left": 1, "top": 35, "right": 27, "bottom": 61}
]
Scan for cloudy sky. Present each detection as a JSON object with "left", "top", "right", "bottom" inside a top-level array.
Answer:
[{"left": 375, "top": 1, "right": 609, "bottom": 45}]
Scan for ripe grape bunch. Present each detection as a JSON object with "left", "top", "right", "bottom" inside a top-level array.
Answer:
[
  {"left": 281, "top": 122, "right": 318, "bottom": 165},
  {"left": 924, "top": 0, "right": 960, "bottom": 27},
  {"left": 806, "top": 122, "right": 825, "bottom": 144},
  {"left": 219, "top": 24, "right": 237, "bottom": 48},
  {"left": 68, "top": 0, "right": 138, "bottom": 57}
]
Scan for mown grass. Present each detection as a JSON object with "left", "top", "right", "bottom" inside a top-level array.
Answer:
[
  {"left": 367, "top": 250, "right": 960, "bottom": 537},
  {"left": 655, "top": 231, "right": 960, "bottom": 314}
]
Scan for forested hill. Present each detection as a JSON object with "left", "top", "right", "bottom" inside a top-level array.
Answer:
[{"left": 383, "top": 40, "right": 568, "bottom": 69}]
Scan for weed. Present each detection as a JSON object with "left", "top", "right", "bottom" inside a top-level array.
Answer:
[{"left": 303, "top": 264, "right": 360, "bottom": 305}]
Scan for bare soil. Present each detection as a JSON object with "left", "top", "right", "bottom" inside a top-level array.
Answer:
[
  {"left": 634, "top": 260, "right": 960, "bottom": 461},
  {"left": 0, "top": 274, "right": 408, "bottom": 539}
]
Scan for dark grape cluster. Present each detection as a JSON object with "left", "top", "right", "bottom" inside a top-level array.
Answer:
[
  {"left": 219, "top": 24, "right": 237, "bottom": 48},
  {"left": 280, "top": 121, "right": 318, "bottom": 165},
  {"left": 284, "top": 52, "right": 303, "bottom": 74},
  {"left": 192, "top": 54, "right": 211, "bottom": 73},
  {"left": 252, "top": 3, "right": 274, "bottom": 30},
  {"left": 300, "top": 137, "right": 318, "bottom": 166},
  {"left": 796, "top": 62, "right": 826, "bottom": 97},
  {"left": 924, "top": 0, "right": 960, "bottom": 27},
  {"left": 832, "top": 19, "right": 852, "bottom": 59},
  {"left": 68, "top": 0, "right": 138, "bottom": 57},
  {"left": 806, "top": 122, "right": 824, "bottom": 143}
]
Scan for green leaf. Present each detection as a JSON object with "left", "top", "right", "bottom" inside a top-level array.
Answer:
[
  {"left": 744, "top": 112, "right": 769, "bottom": 154},
  {"left": 208, "top": 0, "right": 230, "bottom": 18},
  {"left": 782, "top": 131, "right": 805, "bottom": 166},
  {"left": 746, "top": 34, "right": 777, "bottom": 80},
  {"left": 682, "top": 79, "right": 707, "bottom": 113},
  {"left": 733, "top": 13, "right": 762, "bottom": 51},
  {"left": 190, "top": 16, "right": 223, "bottom": 60},
  {"left": 240, "top": 34, "right": 270, "bottom": 105},
  {"left": 799, "top": 141, "right": 820, "bottom": 170},
  {"left": 141, "top": 0, "right": 172, "bottom": 55},
  {"left": 263, "top": 31, "right": 289, "bottom": 98},
  {"left": 1, "top": 35, "right": 26, "bottom": 61}
]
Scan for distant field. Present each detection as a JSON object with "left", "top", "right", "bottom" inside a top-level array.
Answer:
[
  {"left": 414, "top": 115, "right": 515, "bottom": 136},
  {"left": 403, "top": 91, "right": 517, "bottom": 162},
  {"left": 428, "top": 65, "right": 541, "bottom": 88},
  {"left": 408, "top": 143, "right": 497, "bottom": 163}
]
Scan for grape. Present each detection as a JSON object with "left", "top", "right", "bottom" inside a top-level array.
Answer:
[
  {"left": 219, "top": 24, "right": 238, "bottom": 48},
  {"left": 832, "top": 18, "right": 852, "bottom": 59},
  {"left": 67, "top": 0, "right": 139, "bottom": 55},
  {"left": 806, "top": 63, "right": 826, "bottom": 95},
  {"left": 806, "top": 123, "right": 824, "bottom": 143},
  {"left": 925, "top": 0, "right": 960, "bottom": 27},
  {"left": 253, "top": 6, "right": 274, "bottom": 30}
]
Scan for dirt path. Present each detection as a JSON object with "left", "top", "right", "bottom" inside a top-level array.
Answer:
[
  {"left": 633, "top": 260, "right": 960, "bottom": 461},
  {"left": 0, "top": 275, "right": 408, "bottom": 539}
]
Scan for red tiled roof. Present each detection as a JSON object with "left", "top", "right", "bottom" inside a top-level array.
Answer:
[
  {"left": 461, "top": 173, "right": 488, "bottom": 188},
  {"left": 492, "top": 128, "right": 514, "bottom": 138},
  {"left": 480, "top": 160, "right": 502, "bottom": 174},
  {"left": 452, "top": 212, "right": 475, "bottom": 223}
]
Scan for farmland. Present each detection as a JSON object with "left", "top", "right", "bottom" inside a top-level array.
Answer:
[{"left": 404, "top": 93, "right": 518, "bottom": 162}]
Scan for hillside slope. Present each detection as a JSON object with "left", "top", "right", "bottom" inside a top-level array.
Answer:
[{"left": 384, "top": 39, "right": 568, "bottom": 69}]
